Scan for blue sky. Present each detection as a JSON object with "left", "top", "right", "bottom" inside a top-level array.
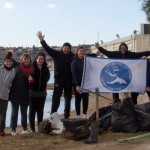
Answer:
[{"left": 0, "top": 0, "right": 148, "bottom": 47}]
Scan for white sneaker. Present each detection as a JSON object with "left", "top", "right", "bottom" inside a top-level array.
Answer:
[
  {"left": 76, "top": 115, "right": 81, "bottom": 118},
  {"left": 22, "top": 129, "right": 30, "bottom": 134},
  {"left": 82, "top": 114, "right": 87, "bottom": 119},
  {"left": 11, "top": 130, "right": 17, "bottom": 136}
]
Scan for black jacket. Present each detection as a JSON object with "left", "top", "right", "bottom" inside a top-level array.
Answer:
[
  {"left": 9, "top": 65, "right": 33, "bottom": 105},
  {"left": 71, "top": 57, "right": 84, "bottom": 87},
  {"left": 41, "top": 40, "right": 74, "bottom": 82},
  {"left": 30, "top": 61, "right": 50, "bottom": 92},
  {"left": 98, "top": 47, "right": 150, "bottom": 58}
]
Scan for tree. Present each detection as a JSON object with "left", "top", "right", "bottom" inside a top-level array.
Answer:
[{"left": 141, "top": 0, "right": 150, "bottom": 22}]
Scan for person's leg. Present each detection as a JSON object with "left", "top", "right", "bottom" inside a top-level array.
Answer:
[
  {"left": 10, "top": 102, "right": 19, "bottom": 131},
  {"left": 82, "top": 93, "right": 89, "bottom": 115},
  {"left": 29, "top": 97, "right": 37, "bottom": 131},
  {"left": 37, "top": 96, "right": 46, "bottom": 128},
  {"left": 64, "top": 81, "right": 72, "bottom": 118},
  {"left": 131, "top": 92, "right": 139, "bottom": 104},
  {"left": 74, "top": 90, "right": 82, "bottom": 116},
  {"left": 51, "top": 80, "right": 63, "bottom": 114},
  {"left": 0, "top": 100, "right": 8, "bottom": 132},
  {"left": 20, "top": 104, "right": 28, "bottom": 130},
  {"left": 112, "top": 93, "right": 119, "bottom": 102},
  {"left": 146, "top": 91, "right": 150, "bottom": 101}
]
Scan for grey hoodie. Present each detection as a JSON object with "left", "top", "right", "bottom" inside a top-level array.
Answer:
[{"left": 0, "top": 66, "right": 16, "bottom": 100}]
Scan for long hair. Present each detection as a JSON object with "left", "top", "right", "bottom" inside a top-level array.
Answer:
[{"left": 20, "top": 53, "right": 32, "bottom": 65}]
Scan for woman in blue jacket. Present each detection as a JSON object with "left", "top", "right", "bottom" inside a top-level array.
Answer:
[{"left": 71, "top": 46, "right": 89, "bottom": 118}]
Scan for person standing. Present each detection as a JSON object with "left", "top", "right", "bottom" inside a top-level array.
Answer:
[
  {"left": 37, "top": 31, "right": 74, "bottom": 119},
  {"left": 9, "top": 53, "right": 34, "bottom": 135},
  {"left": 0, "top": 53, "right": 16, "bottom": 136},
  {"left": 95, "top": 42, "right": 150, "bottom": 103},
  {"left": 71, "top": 46, "right": 89, "bottom": 118},
  {"left": 29, "top": 52, "right": 50, "bottom": 132}
]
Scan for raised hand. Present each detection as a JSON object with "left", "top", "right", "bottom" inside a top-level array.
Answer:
[
  {"left": 95, "top": 42, "right": 100, "bottom": 49},
  {"left": 36, "top": 31, "right": 45, "bottom": 41}
]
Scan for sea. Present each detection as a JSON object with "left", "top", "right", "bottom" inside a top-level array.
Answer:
[{"left": 6, "top": 71, "right": 75, "bottom": 127}]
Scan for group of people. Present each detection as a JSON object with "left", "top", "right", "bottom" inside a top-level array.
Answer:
[
  {"left": 1, "top": 31, "right": 150, "bottom": 136},
  {"left": 0, "top": 51, "right": 50, "bottom": 136}
]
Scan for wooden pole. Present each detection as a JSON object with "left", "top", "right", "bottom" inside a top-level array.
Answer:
[{"left": 95, "top": 88, "right": 100, "bottom": 121}]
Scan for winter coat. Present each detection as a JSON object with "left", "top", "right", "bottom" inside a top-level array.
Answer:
[
  {"left": 9, "top": 64, "right": 34, "bottom": 105},
  {"left": 71, "top": 57, "right": 84, "bottom": 87},
  {"left": 0, "top": 66, "right": 16, "bottom": 100},
  {"left": 41, "top": 40, "right": 74, "bottom": 82},
  {"left": 98, "top": 47, "right": 150, "bottom": 58},
  {"left": 30, "top": 61, "right": 50, "bottom": 97}
]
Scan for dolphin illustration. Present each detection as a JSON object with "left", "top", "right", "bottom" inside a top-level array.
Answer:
[
  {"left": 105, "top": 69, "right": 127, "bottom": 85},
  {"left": 107, "top": 76, "right": 127, "bottom": 84}
]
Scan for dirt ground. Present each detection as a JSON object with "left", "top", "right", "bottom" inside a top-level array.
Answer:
[{"left": 3, "top": 92, "right": 150, "bottom": 150}]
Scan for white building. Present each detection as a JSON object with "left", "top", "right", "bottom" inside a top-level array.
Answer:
[{"left": 91, "top": 24, "right": 150, "bottom": 55}]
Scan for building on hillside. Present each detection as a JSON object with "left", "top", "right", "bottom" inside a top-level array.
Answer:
[{"left": 91, "top": 24, "right": 150, "bottom": 56}]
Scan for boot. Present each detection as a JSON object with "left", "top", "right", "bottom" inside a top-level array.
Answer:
[{"left": 84, "top": 121, "right": 99, "bottom": 144}]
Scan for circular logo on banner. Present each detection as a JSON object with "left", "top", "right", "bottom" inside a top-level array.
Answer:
[{"left": 100, "top": 62, "right": 132, "bottom": 91}]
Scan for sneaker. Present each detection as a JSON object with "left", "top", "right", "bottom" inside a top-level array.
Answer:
[
  {"left": 0, "top": 131, "right": 6, "bottom": 136},
  {"left": 82, "top": 114, "right": 87, "bottom": 119},
  {"left": 22, "top": 129, "right": 30, "bottom": 134},
  {"left": 11, "top": 130, "right": 17, "bottom": 136},
  {"left": 76, "top": 115, "right": 81, "bottom": 118},
  {"left": 30, "top": 129, "right": 36, "bottom": 133}
]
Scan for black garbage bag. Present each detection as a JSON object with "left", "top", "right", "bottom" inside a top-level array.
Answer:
[
  {"left": 135, "top": 102, "right": 150, "bottom": 131},
  {"left": 89, "top": 105, "right": 112, "bottom": 131},
  {"left": 111, "top": 97, "right": 139, "bottom": 133}
]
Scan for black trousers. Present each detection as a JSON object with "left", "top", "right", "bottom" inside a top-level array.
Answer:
[
  {"left": 131, "top": 92, "right": 150, "bottom": 104},
  {"left": 112, "top": 93, "right": 119, "bottom": 102},
  {"left": 74, "top": 89, "right": 89, "bottom": 116},
  {"left": 29, "top": 96, "right": 46, "bottom": 131},
  {"left": 0, "top": 99, "right": 8, "bottom": 132},
  {"left": 51, "top": 79, "right": 72, "bottom": 118}
]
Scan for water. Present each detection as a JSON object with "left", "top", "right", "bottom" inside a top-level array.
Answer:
[{"left": 6, "top": 70, "right": 75, "bottom": 127}]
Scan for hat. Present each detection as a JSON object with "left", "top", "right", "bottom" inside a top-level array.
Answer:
[
  {"left": 63, "top": 42, "right": 72, "bottom": 50},
  {"left": 5, "top": 52, "right": 13, "bottom": 60}
]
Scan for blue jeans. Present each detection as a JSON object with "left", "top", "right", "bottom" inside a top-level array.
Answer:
[{"left": 10, "top": 102, "right": 28, "bottom": 131}]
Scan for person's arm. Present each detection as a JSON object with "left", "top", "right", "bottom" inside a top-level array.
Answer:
[
  {"left": 132, "top": 51, "right": 150, "bottom": 58},
  {"left": 46, "top": 68, "right": 50, "bottom": 82},
  {"left": 37, "top": 31, "right": 59, "bottom": 58},
  {"left": 71, "top": 60, "right": 79, "bottom": 87},
  {"left": 95, "top": 42, "right": 115, "bottom": 58}
]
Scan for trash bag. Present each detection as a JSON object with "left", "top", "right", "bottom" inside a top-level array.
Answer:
[
  {"left": 49, "top": 112, "right": 65, "bottom": 134},
  {"left": 111, "top": 97, "right": 139, "bottom": 133},
  {"left": 38, "top": 120, "right": 52, "bottom": 135},
  {"left": 61, "top": 118, "right": 89, "bottom": 133},
  {"left": 135, "top": 102, "right": 150, "bottom": 131},
  {"left": 73, "top": 123, "right": 90, "bottom": 141},
  {"left": 61, "top": 118, "right": 90, "bottom": 141},
  {"left": 89, "top": 105, "right": 111, "bottom": 131}
]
